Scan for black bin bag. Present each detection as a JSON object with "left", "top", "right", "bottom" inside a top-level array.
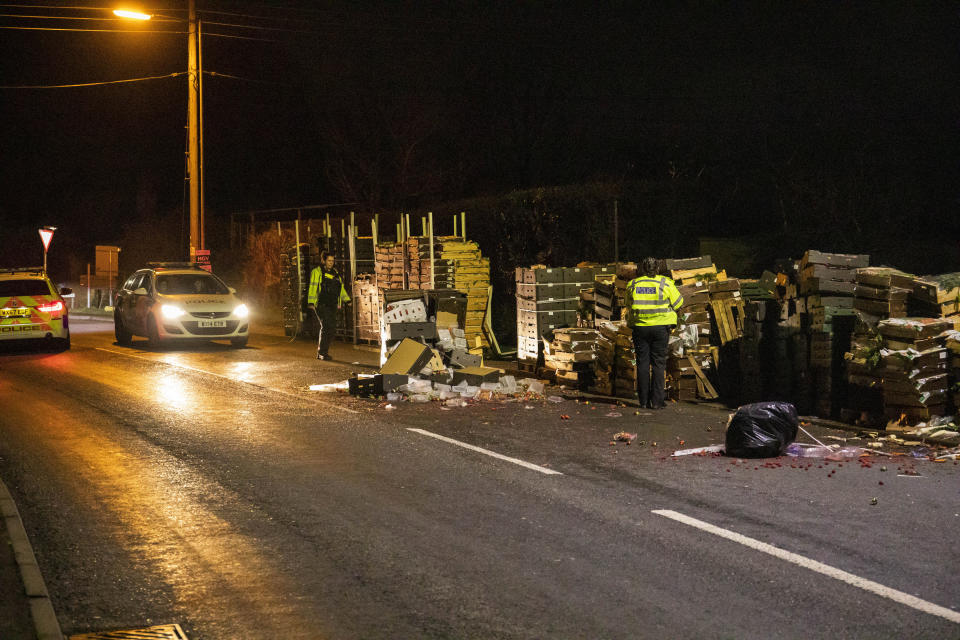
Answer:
[{"left": 725, "top": 401, "right": 798, "bottom": 458}]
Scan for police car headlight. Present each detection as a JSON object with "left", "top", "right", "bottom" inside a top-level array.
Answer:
[
  {"left": 161, "top": 304, "right": 186, "bottom": 319},
  {"left": 233, "top": 303, "right": 249, "bottom": 319}
]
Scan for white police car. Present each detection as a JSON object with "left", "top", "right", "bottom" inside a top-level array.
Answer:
[
  {"left": 0, "top": 268, "right": 71, "bottom": 350},
  {"left": 114, "top": 263, "right": 249, "bottom": 348}
]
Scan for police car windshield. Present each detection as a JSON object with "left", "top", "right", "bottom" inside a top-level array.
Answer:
[
  {"left": 0, "top": 280, "right": 51, "bottom": 297},
  {"left": 156, "top": 274, "right": 229, "bottom": 295}
]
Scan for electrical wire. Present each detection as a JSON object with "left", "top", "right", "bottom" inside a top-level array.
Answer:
[
  {"left": 0, "top": 71, "right": 185, "bottom": 89},
  {"left": 0, "top": 25, "right": 186, "bottom": 33}
]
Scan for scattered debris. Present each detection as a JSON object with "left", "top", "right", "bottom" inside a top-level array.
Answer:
[
  {"left": 605, "top": 411, "right": 623, "bottom": 417},
  {"left": 672, "top": 444, "right": 725, "bottom": 457},
  {"left": 614, "top": 432, "right": 637, "bottom": 443}
]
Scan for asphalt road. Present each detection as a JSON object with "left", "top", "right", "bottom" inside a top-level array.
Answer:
[{"left": 0, "top": 320, "right": 958, "bottom": 639}]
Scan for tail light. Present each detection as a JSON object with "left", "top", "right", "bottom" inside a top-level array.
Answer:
[{"left": 37, "top": 300, "right": 64, "bottom": 313}]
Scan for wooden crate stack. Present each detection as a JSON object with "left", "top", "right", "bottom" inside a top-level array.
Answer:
[
  {"left": 515, "top": 265, "right": 602, "bottom": 366},
  {"left": 374, "top": 242, "right": 406, "bottom": 289},
  {"left": 515, "top": 267, "right": 577, "bottom": 366},
  {"left": 800, "top": 250, "right": 864, "bottom": 332},
  {"left": 877, "top": 318, "right": 954, "bottom": 424},
  {"left": 436, "top": 238, "right": 490, "bottom": 349},
  {"left": 595, "top": 321, "right": 637, "bottom": 399},
  {"left": 352, "top": 276, "right": 381, "bottom": 342},
  {"left": 593, "top": 329, "right": 616, "bottom": 395},
  {"left": 947, "top": 331, "right": 960, "bottom": 411},
  {"left": 854, "top": 267, "right": 913, "bottom": 320},
  {"left": 542, "top": 328, "right": 600, "bottom": 388},
  {"left": 914, "top": 273, "right": 960, "bottom": 324},
  {"left": 843, "top": 324, "right": 884, "bottom": 424},
  {"left": 665, "top": 257, "right": 719, "bottom": 401}
]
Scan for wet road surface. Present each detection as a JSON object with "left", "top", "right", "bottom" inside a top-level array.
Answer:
[{"left": 0, "top": 320, "right": 958, "bottom": 638}]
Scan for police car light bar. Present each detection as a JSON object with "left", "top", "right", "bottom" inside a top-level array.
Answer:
[
  {"left": 146, "top": 261, "right": 203, "bottom": 270},
  {"left": 0, "top": 267, "right": 45, "bottom": 275}
]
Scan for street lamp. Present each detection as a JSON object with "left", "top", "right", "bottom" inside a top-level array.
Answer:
[{"left": 115, "top": 2, "right": 204, "bottom": 260}]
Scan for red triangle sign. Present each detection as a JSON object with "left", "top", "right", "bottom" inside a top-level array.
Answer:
[{"left": 38, "top": 228, "right": 54, "bottom": 251}]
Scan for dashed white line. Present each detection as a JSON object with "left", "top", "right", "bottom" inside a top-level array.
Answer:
[
  {"left": 652, "top": 509, "right": 960, "bottom": 624},
  {"left": 96, "top": 347, "right": 358, "bottom": 414},
  {"left": 407, "top": 428, "right": 562, "bottom": 475}
]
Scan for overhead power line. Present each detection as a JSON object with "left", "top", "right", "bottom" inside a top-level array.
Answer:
[
  {"left": 0, "top": 71, "right": 185, "bottom": 89},
  {"left": 0, "top": 25, "right": 186, "bottom": 33}
]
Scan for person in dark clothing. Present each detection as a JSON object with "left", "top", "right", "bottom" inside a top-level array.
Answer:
[
  {"left": 626, "top": 257, "right": 683, "bottom": 409},
  {"left": 306, "top": 251, "right": 351, "bottom": 360}
]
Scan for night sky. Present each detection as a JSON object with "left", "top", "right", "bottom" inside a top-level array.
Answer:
[{"left": 1, "top": 1, "right": 958, "bottom": 278}]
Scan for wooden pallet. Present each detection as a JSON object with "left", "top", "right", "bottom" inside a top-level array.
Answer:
[{"left": 709, "top": 298, "right": 745, "bottom": 344}]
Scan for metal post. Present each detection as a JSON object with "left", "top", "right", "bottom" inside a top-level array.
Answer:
[
  {"left": 187, "top": 0, "right": 200, "bottom": 260},
  {"left": 295, "top": 219, "right": 303, "bottom": 326},
  {"left": 198, "top": 16, "right": 205, "bottom": 250},
  {"left": 86, "top": 263, "right": 91, "bottom": 308},
  {"left": 349, "top": 224, "right": 357, "bottom": 344},
  {"left": 461, "top": 211, "right": 466, "bottom": 239},
  {"left": 428, "top": 211, "right": 435, "bottom": 290},
  {"left": 613, "top": 199, "right": 619, "bottom": 264},
  {"left": 453, "top": 214, "right": 458, "bottom": 237}
]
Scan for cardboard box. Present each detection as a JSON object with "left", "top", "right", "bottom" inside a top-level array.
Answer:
[
  {"left": 380, "top": 338, "right": 435, "bottom": 374},
  {"left": 383, "top": 322, "right": 437, "bottom": 341},
  {"left": 452, "top": 366, "right": 501, "bottom": 386}
]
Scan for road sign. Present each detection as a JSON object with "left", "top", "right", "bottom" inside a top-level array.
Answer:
[
  {"left": 38, "top": 228, "right": 54, "bottom": 251},
  {"left": 195, "top": 249, "right": 211, "bottom": 272}
]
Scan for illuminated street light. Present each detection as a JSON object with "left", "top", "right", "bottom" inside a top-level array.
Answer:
[
  {"left": 116, "top": 2, "right": 204, "bottom": 261},
  {"left": 112, "top": 9, "right": 152, "bottom": 20}
]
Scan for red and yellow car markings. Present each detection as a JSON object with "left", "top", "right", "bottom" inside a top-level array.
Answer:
[{"left": 0, "top": 295, "right": 59, "bottom": 334}]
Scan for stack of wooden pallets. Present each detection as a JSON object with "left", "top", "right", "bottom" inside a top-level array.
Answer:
[
  {"left": 877, "top": 317, "right": 954, "bottom": 424},
  {"left": 542, "top": 328, "right": 600, "bottom": 388}
]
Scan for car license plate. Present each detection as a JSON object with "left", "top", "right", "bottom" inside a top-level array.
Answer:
[
  {"left": 0, "top": 308, "right": 28, "bottom": 317},
  {"left": 198, "top": 319, "right": 227, "bottom": 328}
]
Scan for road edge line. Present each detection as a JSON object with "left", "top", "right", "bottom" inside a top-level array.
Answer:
[
  {"left": 652, "top": 508, "right": 960, "bottom": 625},
  {"left": 0, "top": 480, "right": 64, "bottom": 640},
  {"left": 96, "top": 347, "right": 359, "bottom": 414},
  {"left": 407, "top": 428, "right": 563, "bottom": 475}
]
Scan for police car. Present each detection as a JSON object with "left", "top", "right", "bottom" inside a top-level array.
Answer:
[
  {"left": 114, "top": 263, "right": 249, "bottom": 348},
  {"left": 0, "top": 268, "right": 71, "bottom": 350}
]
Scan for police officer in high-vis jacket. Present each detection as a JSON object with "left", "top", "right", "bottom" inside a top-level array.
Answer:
[
  {"left": 626, "top": 257, "right": 683, "bottom": 409},
  {"left": 307, "top": 250, "right": 351, "bottom": 360}
]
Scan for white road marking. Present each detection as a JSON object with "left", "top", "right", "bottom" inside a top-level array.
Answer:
[
  {"left": 652, "top": 509, "right": 960, "bottom": 625},
  {"left": 407, "top": 428, "right": 562, "bottom": 475},
  {"left": 96, "top": 347, "right": 359, "bottom": 414}
]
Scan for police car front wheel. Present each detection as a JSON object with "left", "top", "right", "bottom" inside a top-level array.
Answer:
[{"left": 114, "top": 311, "right": 132, "bottom": 345}]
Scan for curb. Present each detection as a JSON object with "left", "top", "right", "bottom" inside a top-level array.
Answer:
[{"left": 0, "top": 481, "right": 64, "bottom": 640}]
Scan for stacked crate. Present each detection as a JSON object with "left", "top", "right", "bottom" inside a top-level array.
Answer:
[
  {"left": 854, "top": 267, "right": 913, "bottom": 320},
  {"left": 799, "top": 250, "right": 864, "bottom": 331},
  {"left": 352, "top": 276, "right": 380, "bottom": 342},
  {"left": 913, "top": 273, "right": 960, "bottom": 322},
  {"left": 438, "top": 239, "right": 490, "bottom": 349},
  {"left": 842, "top": 324, "right": 884, "bottom": 423},
  {"left": 515, "top": 267, "right": 576, "bottom": 365},
  {"left": 515, "top": 266, "right": 598, "bottom": 366},
  {"left": 593, "top": 329, "right": 615, "bottom": 395},
  {"left": 593, "top": 322, "right": 636, "bottom": 399},
  {"left": 542, "top": 328, "right": 600, "bottom": 388},
  {"left": 665, "top": 259, "right": 716, "bottom": 401},
  {"left": 280, "top": 242, "right": 311, "bottom": 337},
  {"left": 877, "top": 318, "right": 954, "bottom": 424},
  {"left": 947, "top": 331, "right": 960, "bottom": 411},
  {"left": 374, "top": 242, "right": 406, "bottom": 289}
]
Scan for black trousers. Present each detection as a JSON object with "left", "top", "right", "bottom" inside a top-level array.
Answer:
[
  {"left": 315, "top": 305, "right": 337, "bottom": 356},
  {"left": 632, "top": 324, "right": 670, "bottom": 408}
]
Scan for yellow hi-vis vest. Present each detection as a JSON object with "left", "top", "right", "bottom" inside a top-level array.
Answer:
[{"left": 626, "top": 275, "right": 683, "bottom": 326}]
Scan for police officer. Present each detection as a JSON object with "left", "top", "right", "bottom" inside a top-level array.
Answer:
[
  {"left": 307, "top": 250, "right": 351, "bottom": 360},
  {"left": 626, "top": 257, "right": 683, "bottom": 409}
]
